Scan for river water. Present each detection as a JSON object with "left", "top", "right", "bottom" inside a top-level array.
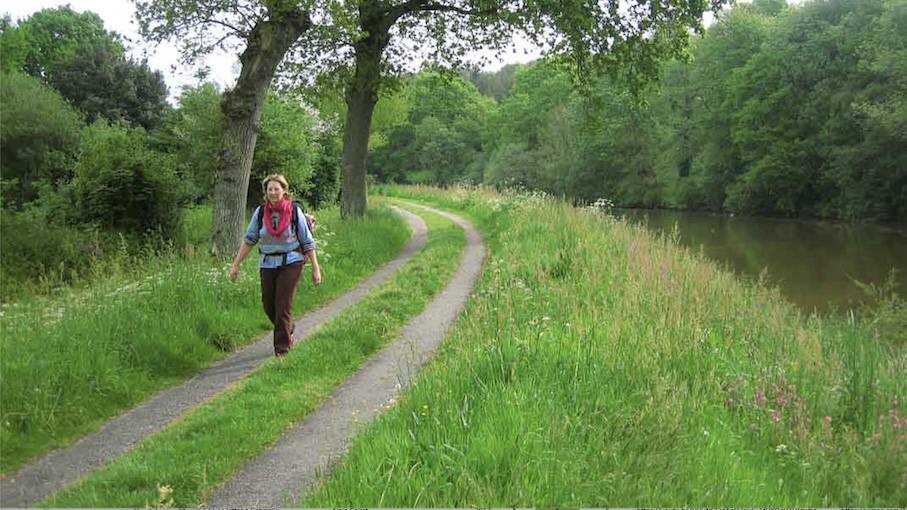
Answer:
[{"left": 617, "top": 209, "right": 907, "bottom": 315}]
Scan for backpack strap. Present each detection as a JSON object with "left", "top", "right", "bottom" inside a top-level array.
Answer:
[{"left": 257, "top": 201, "right": 310, "bottom": 261}]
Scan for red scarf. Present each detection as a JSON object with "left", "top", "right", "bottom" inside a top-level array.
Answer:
[{"left": 264, "top": 198, "right": 292, "bottom": 235}]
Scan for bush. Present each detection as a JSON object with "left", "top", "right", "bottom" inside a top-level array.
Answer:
[
  {"left": 72, "top": 120, "right": 184, "bottom": 239},
  {"left": 483, "top": 142, "right": 543, "bottom": 191},
  {"left": 0, "top": 209, "right": 99, "bottom": 300},
  {"left": 0, "top": 71, "right": 81, "bottom": 208}
]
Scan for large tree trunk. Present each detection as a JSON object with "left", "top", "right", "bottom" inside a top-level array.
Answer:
[
  {"left": 209, "top": 9, "right": 312, "bottom": 256},
  {"left": 340, "top": 10, "right": 392, "bottom": 218},
  {"left": 340, "top": 60, "right": 378, "bottom": 218}
]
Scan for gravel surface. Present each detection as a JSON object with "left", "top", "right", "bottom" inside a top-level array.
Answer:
[
  {"left": 0, "top": 207, "right": 429, "bottom": 508},
  {"left": 205, "top": 204, "right": 486, "bottom": 507}
]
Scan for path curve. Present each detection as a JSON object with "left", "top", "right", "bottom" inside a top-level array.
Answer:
[
  {"left": 205, "top": 203, "right": 486, "bottom": 507},
  {"left": 0, "top": 207, "right": 429, "bottom": 508}
]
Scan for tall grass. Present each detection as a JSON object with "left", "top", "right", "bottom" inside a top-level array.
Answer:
[
  {"left": 0, "top": 204, "right": 410, "bottom": 473},
  {"left": 302, "top": 185, "right": 906, "bottom": 507},
  {"left": 37, "top": 204, "right": 465, "bottom": 507}
]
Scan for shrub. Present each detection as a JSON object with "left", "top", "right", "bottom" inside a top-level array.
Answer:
[
  {"left": 0, "top": 209, "right": 98, "bottom": 300},
  {"left": 0, "top": 71, "right": 81, "bottom": 208},
  {"left": 71, "top": 120, "right": 184, "bottom": 239}
]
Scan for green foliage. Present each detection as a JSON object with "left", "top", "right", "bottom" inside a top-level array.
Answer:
[
  {"left": 71, "top": 120, "right": 183, "bottom": 238},
  {"left": 369, "top": 72, "right": 495, "bottom": 187},
  {"left": 0, "top": 71, "right": 82, "bottom": 208},
  {"left": 248, "top": 93, "right": 320, "bottom": 204},
  {"left": 152, "top": 84, "right": 327, "bottom": 206},
  {"left": 150, "top": 82, "right": 223, "bottom": 201},
  {"left": 491, "top": 60, "right": 573, "bottom": 150},
  {"left": 300, "top": 130, "right": 342, "bottom": 210},
  {"left": 0, "top": 16, "right": 27, "bottom": 73},
  {"left": 435, "top": 0, "right": 907, "bottom": 222},
  {"left": 0, "top": 209, "right": 98, "bottom": 301},
  {"left": 48, "top": 41, "right": 170, "bottom": 130},
  {"left": 461, "top": 63, "right": 522, "bottom": 103},
  {"left": 16, "top": 6, "right": 118, "bottom": 80},
  {"left": 483, "top": 142, "right": 543, "bottom": 190},
  {"left": 414, "top": 117, "right": 469, "bottom": 187},
  {"left": 10, "top": 6, "right": 170, "bottom": 130}
]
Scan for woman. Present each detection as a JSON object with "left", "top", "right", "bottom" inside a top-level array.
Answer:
[{"left": 230, "top": 174, "right": 322, "bottom": 357}]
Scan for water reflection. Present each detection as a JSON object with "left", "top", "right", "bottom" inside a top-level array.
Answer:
[{"left": 618, "top": 209, "right": 907, "bottom": 315}]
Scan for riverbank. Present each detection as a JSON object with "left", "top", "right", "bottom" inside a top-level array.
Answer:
[
  {"left": 615, "top": 207, "right": 907, "bottom": 315},
  {"left": 2, "top": 187, "right": 903, "bottom": 507},
  {"left": 301, "top": 185, "right": 905, "bottom": 507}
]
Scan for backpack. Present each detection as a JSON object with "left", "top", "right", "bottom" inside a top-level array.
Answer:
[{"left": 256, "top": 201, "right": 315, "bottom": 258}]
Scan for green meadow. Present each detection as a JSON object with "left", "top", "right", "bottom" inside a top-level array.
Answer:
[
  {"left": 35, "top": 203, "right": 465, "bottom": 507},
  {"left": 301, "top": 185, "right": 906, "bottom": 507},
  {"left": 0, "top": 204, "right": 410, "bottom": 473},
  {"left": 2, "top": 187, "right": 904, "bottom": 507}
]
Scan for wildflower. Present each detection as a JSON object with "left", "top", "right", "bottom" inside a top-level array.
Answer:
[{"left": 771, "top": 410, "right": 781, "bottom": 423}]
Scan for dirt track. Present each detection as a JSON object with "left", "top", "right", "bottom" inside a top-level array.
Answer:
[{"left": 0, "top": 203, "right": 485, "bottom": 508}]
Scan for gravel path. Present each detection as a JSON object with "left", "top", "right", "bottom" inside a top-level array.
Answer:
[
  {"left": 204, "top": 204, "right": 486, "bottom": 507},
  {"left": 0, "top": 206, "right": 429, "bottom": 508}
]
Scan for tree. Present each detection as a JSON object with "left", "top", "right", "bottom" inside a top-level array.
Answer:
[
  {"left": 461, "top": 62, "right": 521, "bottom": 102},
  {"left": 10, "top": 7, "right": 170, "bottom": 131},
  {"left": 248, "top": 92, "right": 320, "bottom": 205},
  {"left": 726, "top": 0, "right": 888, "bottom": 217},
  {"left": 15, "top": 6, "right": 117, "bottom": 80},
  {"left": 0, "top": 71, "right": 82, "bottom": 208},
  {"left": 368, "top": 70, "right": 494, "bottom": 185},
  {"left": 0, "top": 16, "right": 27, "bottom": 73},
  {"left": 48, "top": 39, "right": 170, "bottom": 130},
  {"left": 284, "top": 0, "right": 728, "bottom": 217},
  {"left": 845, "top": 0, "right": 907, "bottom": 221},
  {"left": 134, "top": 0, "right": 313, "bottom": 256},
  {"left": 71, "top": 120, "right": 183, "bottom": 237},
  {"left": 664, "top": 2, "right": 776, "bottom": 211},
  {"left": 151, "top": 82, "right": 225, "bottom": 201}
]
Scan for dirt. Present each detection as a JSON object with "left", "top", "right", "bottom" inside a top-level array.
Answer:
[{"left": 0, "top": 204, "right": 486, "bottom": 508}]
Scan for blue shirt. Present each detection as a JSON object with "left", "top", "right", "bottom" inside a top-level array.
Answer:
[{"left": 243, "top": 205, "right": 316, "bottom": 269}]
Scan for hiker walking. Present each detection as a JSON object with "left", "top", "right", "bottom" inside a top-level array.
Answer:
[{"left": 230, "top": 174, "right": 322, "bottom": 357}]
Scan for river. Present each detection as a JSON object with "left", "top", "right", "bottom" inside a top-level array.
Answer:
[{"left": 617, "top": 209, "right": 907, "bottom": 315}]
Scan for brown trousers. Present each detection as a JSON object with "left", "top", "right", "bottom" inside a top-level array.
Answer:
[{"left": 260, "top": 261, "right": 303, "bottom": 356}]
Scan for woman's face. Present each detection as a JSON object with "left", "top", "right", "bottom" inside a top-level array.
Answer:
[{"left": 266, "top": 180, "right": 285, "bottom": 204}]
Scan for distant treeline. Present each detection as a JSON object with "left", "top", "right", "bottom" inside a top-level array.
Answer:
[{"left": 369, "top": 0, "right": 906, "bottom": 223}]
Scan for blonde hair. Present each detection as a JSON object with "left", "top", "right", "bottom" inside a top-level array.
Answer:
[{"left": 261, "top": 174, "right": 291, "bottom": 200}]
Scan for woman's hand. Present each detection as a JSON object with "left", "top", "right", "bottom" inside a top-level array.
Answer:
[
  {"left": 312, "top": 266, "right": 322, "bottom": 286},
  {"left": 229, "top": 264, "right": 240, "bottom": 282}
]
